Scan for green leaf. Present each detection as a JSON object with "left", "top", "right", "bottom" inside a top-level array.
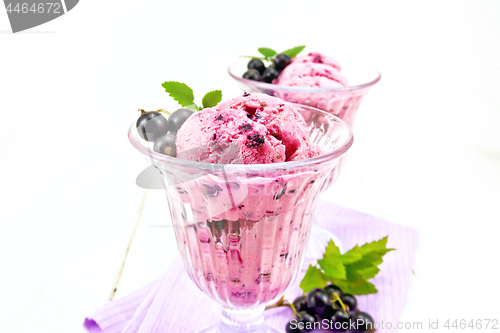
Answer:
[
  {"left": 340, "top": 245, "right": 363, "bottom": 265},
  {"left": 317, "top": 240, "right": 346, "bottom": 280},
  {"left": 281, "top": 45, "right": 306, "bottom": 58},
  {"left": 299, "top": 236, "right": 394, "bottom": 296},
  {"left": 185, "top": 104, "right": 198, "bottom": 111},
  {"left": 331, "top": 274, "right": 378, "bottom": 295},
  {"left": 202, "top": 90, "right": 222, "bottom": 109},
  {"left": 258, "top": 47, "right": 277, "bottom": 58},
  {"left": 300, "top": 265, "right": 327, "bottom": 292},
  {"left": 239, "top": 55, "right": 266, "bottom": 60},
  {"left": 161, "top": 81, "right": 195, "bottom": 107}
]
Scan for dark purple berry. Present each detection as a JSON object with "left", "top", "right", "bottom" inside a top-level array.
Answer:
[
  {"left": 331, "top": 309, "right": 349, "bottom": 332},
  {"left": 335, "top": 294, "right": 357, "bottom": 311},
  {"left": 242, "top": 69, "right": 261, "bottom": 81},
  {"left": 153, "top": 132, "right": 176, "bottom": 157},
  {"left": 325, "top": 285, "right": 343, "bottom": 297},
  {"left": 297, "top": 311, "right": 316, "bottom": 332},
  {"left": 247, "top": 58, "right": 266, "bottom": 75},
  {"left": 273, "top": 53, "right": 291, "bottom": 71},
  {"left": 246, "top": 133, "right": 265, "bottom": 148},
  {"left": 136, "top": 111, "right": 169, "bottom": 142},
  {"left": 292, "top": 295, "right": 308, "bottom": 313},
  {"left": 306, "top": 288, "right": 331, "bottom": 316},
  {"left": 350, "top": 311, "right": 374, "bottom": 332},
  {"left": 261, "top": 65, "right": 279, "bottom": 83},
  {"left": 168, "top": 108, "right": 195, "bottom": 134}
]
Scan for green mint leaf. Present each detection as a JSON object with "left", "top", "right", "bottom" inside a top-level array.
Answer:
[
  {"left": 300, "top": 265, "right": 327, "bottom": 292},
  {"left": 202, "top": 90, "right": 222, "bottom": 109},
  {"left": 239, "top": 55, "right": 266, "bottom": 60},
  {"left": 258, "top": 47, "right": 277, "bottom": 58},
  {"left": 161, "top": 81, "right": 195, "bottom": 107},
  {"left": 185, "top": 104, "right": 198, "bottom": 111},
  {"left": 317, "top": 240, "right": 346, "bottom": 280},
  {"left": 281, "top": 45, "right": 306, "bottom": 58}
]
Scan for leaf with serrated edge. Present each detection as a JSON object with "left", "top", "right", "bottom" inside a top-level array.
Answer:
[
  {"left": 161, "top": 81, "right": 195, "bottom": 107},
  {"left": 356, "top": 266, "right": 380, "bottom": 280},
  {"left": 340, "top": 245, "right": 363, "bottom": 264},
  {"left": 258, "top": 47, "right": 277, "bottom": 58},
  {"left": 331, "top": 276, "right": 378, "bottom": 295},
  {"left": 300, "top": 265, "right": 327, "bottom": 292},
  {"left": 281, "top": 45, "right": 306, "bottom": 58},
  {"left": 202, "top": 90, "right": 222, "bottom": 109},
  {"left": 318, "top": 240, "right": 346, "bottom": 280}
]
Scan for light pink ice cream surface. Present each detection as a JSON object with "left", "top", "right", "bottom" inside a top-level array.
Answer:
[{"left": 176, "top": 93, "right": 320, "bottom": 164}]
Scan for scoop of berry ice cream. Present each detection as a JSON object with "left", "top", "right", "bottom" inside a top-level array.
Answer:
[
  {"left": 176, "top": 93, "right": 321, "bottom": 164},
  {"left": 275, "top": 52, "right": 348, "bottom": 88}
]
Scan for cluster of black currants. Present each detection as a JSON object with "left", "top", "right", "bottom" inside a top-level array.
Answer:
[
  {"left": 286, "top": 285, "right": 374, "bottom": 333},
  {"left": 136, "top": 108, "right": 194, "bottom": 157},
  {"left": 242, "top": 54, "right": 291, "bottom": 83}
]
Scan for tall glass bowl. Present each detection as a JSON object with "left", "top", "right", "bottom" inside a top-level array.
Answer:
[
  {"left": 228, "top": 58, "right": 381, "bottom": 129},
  {"left": 128, "top": 105, "right": 353, "bottom": 333}
]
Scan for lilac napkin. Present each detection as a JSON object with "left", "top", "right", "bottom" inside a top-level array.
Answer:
[{"left": 84, "top": 202, "right": 418, "bottom": 333}]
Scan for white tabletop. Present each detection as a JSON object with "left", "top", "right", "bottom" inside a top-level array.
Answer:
[{"left": 1, "top": 1, "right": 499, "bottom": 332}]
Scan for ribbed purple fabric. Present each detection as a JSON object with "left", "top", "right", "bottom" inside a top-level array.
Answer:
[{"left": 84, "top": 202, "right": 418, "bottom": 333}]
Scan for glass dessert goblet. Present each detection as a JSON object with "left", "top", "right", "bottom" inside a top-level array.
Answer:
[
  {"left": 128, "top": 105, "right": 353, "bottom": 333},
  {"left": 228, "top": 58, "right": 380, "bottom": 129}
]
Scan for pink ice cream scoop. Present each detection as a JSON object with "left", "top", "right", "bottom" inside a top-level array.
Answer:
[
  {"left": 176, "top": 93, "right": 321, "bottom": 164},
  {"left": 275, "top": 52, "right": 348, "bottom": 89}
]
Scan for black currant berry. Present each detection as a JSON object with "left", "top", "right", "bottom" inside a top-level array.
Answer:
[
  {"left": 168, "top": 108, "right": 195, "bottom": 134},
  {"left": 273, "top": 53, "right": 291, "bottom": 71},
  {"left": 153, "top": 132, "right": 176, "bottom": 157},
  {"left": 297, "top": 311, "right": 316, "bottom": 332},
  {"left": 292, "top": 295, "right": 308, "bottom": 313},
  {"left": 247, "top": 58, "right": 266, "bottom": 75},
  {"left": 350, "top": 311, "right": 374, "bottom": 332},
  {"left": 242, "top": 69, "right": 262, "bottom": 81},
  {"left": 285, "top": 320, "right": 300, "bottom": 333},
  {"left": 331, "top": 309, "right": 349, "bottom": 332},
  {"left": 136, "top": 111, "right": 169, "bottom": 142},
  {"left": 319, "top": 305, "right": 336, "bottom": 320},
  {"left": 261, "top": 65, "right": 280, "bottom": 83},
  {"left": 306, "top": 288, "right": 331, "bottom": 316},
  {"left": 337, "top": 294, "right": 357, "bottom": 311},
  {"left": 325, "top": 285, "right": 343, "bottom": 297}
]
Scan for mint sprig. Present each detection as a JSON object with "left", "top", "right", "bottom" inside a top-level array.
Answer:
[
  {"left": 241, "top": 45, "right": 306, "bottom": 63},
  {"left": 300, "top": 236, "right": 394, "bottom": 295},
  {"left": 258, "top": 47, "right": 277, "bottom": 58},
  {"left": 281, "top": 45, "right": 306, "bottom": 58},
  {"left": 161, "top": 81, "right": 222, "bottom": 111}
]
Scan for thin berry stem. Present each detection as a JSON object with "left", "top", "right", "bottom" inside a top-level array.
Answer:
[
  {"left": 264, "top": 296, "right": 301, "bottom": 317},
  {"left": 156, "top": 109, "right": 171, "bottom": 116},
  {"left": 330, "top": 293, "right": 348, "bottom": 317}
]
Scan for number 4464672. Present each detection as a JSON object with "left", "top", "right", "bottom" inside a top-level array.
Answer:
[
  {"left": 5, "top": 3, "right": 62, "bottom": 14},
  {"left": 444, "top": 319, "right": 498, "bottom": 330}
]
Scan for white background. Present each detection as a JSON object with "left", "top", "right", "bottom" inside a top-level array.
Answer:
[{"left": 1, "top": 1, "right": 499, "bottom": 332}]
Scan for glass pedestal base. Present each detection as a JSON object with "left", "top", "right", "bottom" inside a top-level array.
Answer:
[
  {"left": 197, "top": 307, "right": 282, "bottom": 333},
  {"left": 198, "top": 323, "right": 281, "bottom": 333}
]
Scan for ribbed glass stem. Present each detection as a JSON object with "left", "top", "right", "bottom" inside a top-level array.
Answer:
[{"left": 218, "top": 306, "right": 265, "bottom": 333}]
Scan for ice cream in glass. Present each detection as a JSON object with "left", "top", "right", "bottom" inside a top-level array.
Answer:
[{"left": 128, "top": 93, "right": 353, "bottom": 332}]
